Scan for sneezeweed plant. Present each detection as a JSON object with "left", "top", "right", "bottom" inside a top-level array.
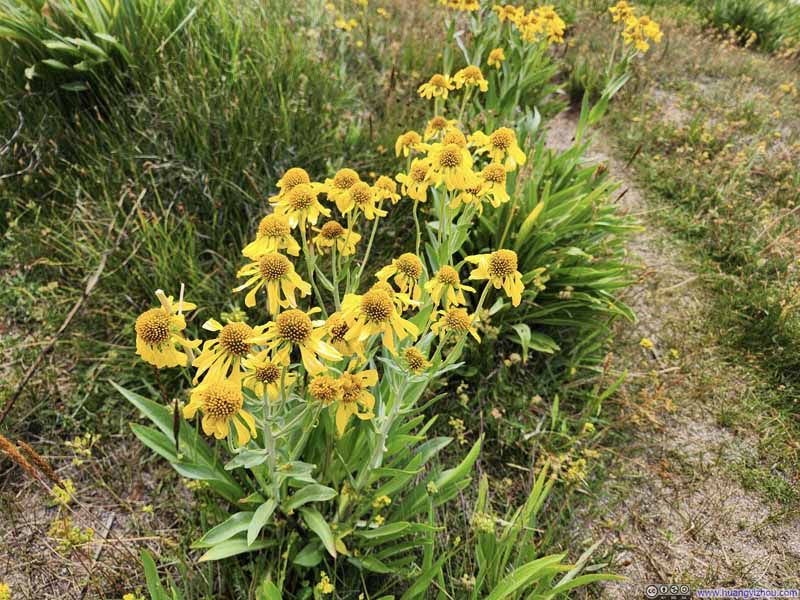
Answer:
[
  {"left": 120, "top": 120, "right": 532, "bottom": 593},
  {"left": 606, "top": 1, "right": 663, "bottom": 73}
]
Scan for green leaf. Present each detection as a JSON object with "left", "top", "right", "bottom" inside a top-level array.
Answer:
[
  {"left": 283, "top": 484, "right": 337, "bottom": 512},
  {"left": 130, "top": 424, "right": 177, "bottom": 462},
  {"left": 198, "top": 537, "right": 272, "bottom": 562},
  {"left": 399, "top": 553, "right": 448, "bottom": 600},
  {"left": 141, "top": 549, "right": 168, "bottom": 600},
  {"left": 293, "top": 542, "right": 323, "bottom": 567},
  {"left": 248, "top": 499, "right": 277, "bottom": 546},
  {"left": 299, "top": 507, "right": 336, "bottom": 558},
  {"left": 348, "top": 555, "right": 394, "bottom": 574},
  {"left": 484, "top": 554, "right": 567, "bottom": 600},
  {"left": 256, "top": 580, "right": 282, "bottom": 600},
  {"left": 193, "top": 512, "right": 254, "bottom": 548}
]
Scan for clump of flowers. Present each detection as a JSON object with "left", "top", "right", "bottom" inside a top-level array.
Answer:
[{"left": 609, "top": 1, "right": 662, "bottom": 53}]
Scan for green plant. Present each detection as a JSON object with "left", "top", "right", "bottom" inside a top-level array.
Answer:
[{"left": 696, "top": 0, "right": 799, "bottom": 52}]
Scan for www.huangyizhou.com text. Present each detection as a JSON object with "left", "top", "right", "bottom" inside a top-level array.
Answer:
[{"left": 695, "top": 590, "right": 800, "bottom": 598}]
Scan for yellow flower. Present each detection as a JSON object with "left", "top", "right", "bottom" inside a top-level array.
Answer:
[
  {"left": 453, "top": 65, "right": 488, "bottom": 92},
  {"left": 242, "top": 214, "right": 300, "bottom": 258},
  {"left": 192, "top": 320, "right": 265, "bottom": 383},
  {"left": 271, "top": 183, "right": 330, "bottom": 228},
  {"left": 234, "top": 253, "right": 311, "bottom": 314},
  {"left": 487, "top": 47, "right": 506, "bottom": 69},
  {"left": 0, "top": 583, "right": 8, "bottom": 600},
  {"left": 469, "top": 127, "right": 526, "bottom": 170},
  {"left": 374, "top": 175, "right": 401, "bottom": 204},
  {"left": 431, "top": 307, "right": 480, "bottom": 342},
  {"left": 492, "top": 4, "right": 523, "bottom": 22},
  {"left": 403, "top": 346, "right": 431, "bottom": 374},
  {"left": 424, "top": 265, "right": 475, "bottom": 308},
  {"left": 324, "top": 168, "right": 361, "bottom": 212},
  {"left": 395, "top": 130, "right": 423, "bottom": 157},
  {"left": 424, "top": 115, "right": 458, "bottom": 141},
  {"left": 308, "top": 374, "right": 341, "bottom": 405},
  {"left": 537, "top": 5, "right": 566, "bottom": 44},
  {"left": 441, "top": 128, "right": 468, "bottom": 148},
  {"left": 377, "top": 7, "right": 389, "bottom": 18},
  {"left": 608, "top": 0, "right": 634, "bottom": 22},
  {"left": 375, "top": 253, "right": 425, "bottom": 301},
  {"left": 135, "top": 290, "right": 200, "bottom": 369},
  {"left": 335, "top": 17, "right": 358, "bottom": 31},
  {"left": 184, "top": 379, "right": 257, "bottom": 444},
  {"left": 418, "top": 73, "right": 455, "bottom": 100},
  {"left": 316, "top": 571, "right": 335, "bottom": 594},
  {"left": 370, "top": 280, "right": 416, "bottom": 313},
  {"left": 258, "top": 308, "right": 342, "bottom": 375},
  {"left": 335, "top": 368, "right": 378, "bottom": 436},
  {"left": 242, "top": 352, "right": 294, "bottom": 402},
  {"left": 324, "top": 312, "right": 365, "bottom": 358},
  {"left": 396, "top": 158, "right": 433, "bottom": 202},
  {"left": 341, "top": 288, "right": 419, "bottom": 355},
  {"left": 312, "top": 220, "right": 361, "bottom": 256},
  {"left": 449, "top": 182, "right": 487, "bottom": 214},
  {"left": 466, "top": 249, "right": 525, "bottom": 306},
  {"left": 347, "top": 181, "right": 387, "bottom": 220},
  {"left": 428, "top": 143, "right": 477, "bottom": 191},
  {"left": 441, "top": 0, "right": 480, "bottom": 11},
  {"left": 622, "top": 14, "right": 662, "bottom": 52},
  {"left": 480, "top": 163, "right": 510, "bottom": 207},
  {"left": 271, "top": 167, "right": 311, "bottom": 203}
]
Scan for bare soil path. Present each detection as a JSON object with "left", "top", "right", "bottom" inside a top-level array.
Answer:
[{"left": 547, "top": 110, "right": 800, "bottom": 596}]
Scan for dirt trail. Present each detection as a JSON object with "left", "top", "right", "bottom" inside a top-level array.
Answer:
[{"left": 546, "top": 111, "right": 800, "bottom": 595}]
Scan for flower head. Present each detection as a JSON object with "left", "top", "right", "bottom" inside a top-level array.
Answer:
[
  {"left": 324, "top": 312, "right": 364, "bottom": 358},
  {"left": 271, "top": 182, "right": 330, "bottom": 228},
  {"left": 309, "top": 374, "right": 341, "bottom": 405},
  {"left": 466, "top": 249, "right": 525, "bottom": 306},
  {"left": 397, "top": 158, "right": 433, "bottom": 202},
  {"left": 403, "top": 346, "right": 431, "bottom": 374},
  {"left": 192, "top": 320, "right": 265, "bottom": 383},
  {"left": 346, "top": 181, "right": 387, "bottom": 220},
  {"left": 242, "top": 352, "right": 295, "bottom": 402},
  {"left": 135, "top": 290, "right": 200, "bottom": 369},
  {"left": 374, "top": 175, "right": 401, "bottom": 204},
  {"left": 375, "top": 253, "right": 425, "bottom": 301},
  {"left": 335, "top": 368, "right": 378, "bottom": 436},
  {"left": 424, "top": 115, "right": 458, "bottom": 141},
  {"left": 492, "top": 4, "right": 523, "bottom": 23},
  {"left": 395, "top": 130, "right": 423, "bottom": 157},
  {"left": 469, "top": 127, "right": 526, "bottom": 170},
  {"left": 243, "top": 214, "right": 300, "bottom": 258},
  {"left": 259, "top": 308, "right": 341, "bottom": 375},
  {"left": 324, "top": 168, "right": 361, "bottom": 212},
  {"left": 428, "top": 143, "right": 477, "bottom": 191},
  {"left": 431, "top": 307, "right": 480, "bottom": 342},
  {"left": 488, "top": 47, "right": 506, "bottom": 69},
  {"left": 453, "top": 65, "right": 488, "bottom": 92},
  {"left": 609, "top": 0, "right": 635, "bottom": 22},
  {"left": 273, "top": 167, "right": 311, "bottom": 200},
  {"left": 341, "top": 289, "right": 419, "bottom": 355},
  {"left": 424, "top": 265, "right": 475, "bottom": 308},
  {"left": 183, "top": 379, "right": 257, "bottom": 445},
  {"left": 480, "top": 163, "right": 510, "bottom": 207},
  {"left": 234, "top": 253, "right": 311, "bottom": 315},
  {"left": 418, "top": 73, "right": 455, "bottom": 100},
  {"left": 312, "top": 220, "right": 361, "bottom": 256}
]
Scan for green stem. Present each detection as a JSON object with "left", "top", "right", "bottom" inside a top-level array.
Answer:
[
  {"left": 300, "top": 224, "right": 327, "bottom": 317},
  {"left": 331, "top": 244, "right": 341, "bottom": 310},
  {"left": 355, "top": 202, "right": 383, "bottom": 286},
  {"left": 413, "top": 200, "right": 422, "bottom": 256}
]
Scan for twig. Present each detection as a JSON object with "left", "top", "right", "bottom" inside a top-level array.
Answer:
[
  {"left": 0, "top": 190, "right": 143, "bottom": 425},
  {"left": 79, "top": 513, "right": 116, "bottom": 600}
]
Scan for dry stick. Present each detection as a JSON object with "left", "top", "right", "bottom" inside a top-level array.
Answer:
[
  {"left": 79, "top": 513, "right": 116, "bottom": 600},
  {"left": 0, "top": 190, "right": 143, "bottom": 426}
]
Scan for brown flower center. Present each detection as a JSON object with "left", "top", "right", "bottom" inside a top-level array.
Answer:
[
  {"left": 281, "top": 167, "right": 310, "bottom": 191},
  {"left": 258, "top": 215, "right": 291, "bottom": 239},
  {"left": 444, "top": 308, "right": 472, "bottom": 332},
  {"left": 255, "top": 363, "right": 281, "bottom": 384},
  {"left": 258, "top": 253, "right": 291, "bottom": 280},
  {"left": 410, "top": 163, "right": 429, "bottom": 183},
  {"left": 488, "top": 249, "right": 518, "bottom": 278},
  {"left": 333, "top": 168, "right": 359, "bottom": 190},
  {"left": 287, "top": 184, "right": 315, "bottom": 210},
  {"left": 136, "top": 309, "right": 171, "bottom": 345},
  {"left": 437, "top": 266, "right": 460, "bottom": 285},
  {"left": 320, "top": 221, "right": 345, "bottom": 239},
  {"left": 442, "top": 129, "right": 467, "bottom": 147},
  {"left": 396, "top": 253, "right": 423, "bottom": 279},
  {"left": 349, "top": 182, "right": 373, "bottom": 207},
  {"left": 201, "top": 381, "right": 243, "bottom": 418},
  {"left": 361, "top": 290, "right": 393, "bottom": 323},
  {"left": 490, "top": 128, "right": 514, "bottom": 151},
  {"left": 309, "top": 375, "right": 340, "bottom": 404},
  {"left": 438, "top": 144, "right": 463, "bottom": 169},
  {"left": 276, "top": 309, "right": 313, "bottom": 344},
  {"left": 219, "top": 322, "right": 254, "bottom": 356}
]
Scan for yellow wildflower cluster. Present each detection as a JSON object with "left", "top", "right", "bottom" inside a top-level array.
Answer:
[
  {"left": 491, "top": 4, "right": 567, "bottom": 45},
  {"left": 48, "top": 515, "right": 95, "bottom": 554},
  {"left": 609, "top": 1, "right": 662, "bottom": 53},
  {"left": 439, "top": 0, "right": 480, "bottom": 11}
]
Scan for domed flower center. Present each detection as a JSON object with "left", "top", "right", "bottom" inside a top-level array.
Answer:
[
  {"left": 490, "top": 128, "right": 514, "bottom": 151},
  {"left": 333, "top": 168, "right": 359, "bottom": 190},
  {"left": 482, "top": 163, "right": 506, "bottom": 184},
  {"left": 361, "top": 290, "right": 393, "bottom": 323},
  {"left": 396, "top": 253, "right": 423, "bottom": 279},
  {"left": 320, "top": 221, "right": 345, "bottom": 239},
  {"left": 430, "top": 74, "right": 448, "bottom": 88},
  {"left": 442, "top": 129, "right": 467, "bottom": 147},
  {"left": 327, "top": 315, "right": 350, "bottom": 342},
  {"left": 401, "top": 131, "right": 421, "bottom": 146},
  {"left": 437, "top": 266, "right": 460, "bottom": 285},
  {"left": 309, "top": 375, "right": 340, "bottom": 404},
  {"left": 370, "top": 281, "right": 395, "bottom": 297},
  {"left": 410, "top": 163, "right": 429, "bottom": 183},
  {"left": 136, "top": 309, "right": 171, "bottom": 345},
  {"left": 488, "top": 249, "right": 518, "bottom": 278},
  {"left": 350, "top": 182, "right": 373, "bottom": 206},
  {"left": 281, "top": 167, "right": 310, "bottom": 191},
  {"left": 258, "top": 215, "right": 291, "bottom": 239},
  {"left": 375, "top": 176, "right": 396, "bottom": 194},
  {"left": 201, "top": 381, "right": 243, "bottom": 418},
  {"left": 460, "top": 66, "right": 483, "bottom": 82},
  {"left": 445, "top": 308, "right": 472, "bottom": 332},
  {"left": 255, "top": 363, "right": 281, "bottom": 384},
  {"left": 438, "top": 144, "right": 463, "bottom": 169},
  {"left": 287, "top": 184, "right": 315, "bottom": 210},
  {"left": 277, "top": 309, "right": 313, "bottom": 344},
  {"left": 339, "top": 373, "right": 363, "bottom": 404},
  {"left": 220, "top": 322, "right": 254, "bottom": 356},
  {"left": 404, "top": 347, "right": 428, "bottom": 372},
  {"left": 258, "top": 253, "right": 292, "bottom": 280},
  {"left": 429, "top": 116, "right": 448, "bottom": 131}
]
